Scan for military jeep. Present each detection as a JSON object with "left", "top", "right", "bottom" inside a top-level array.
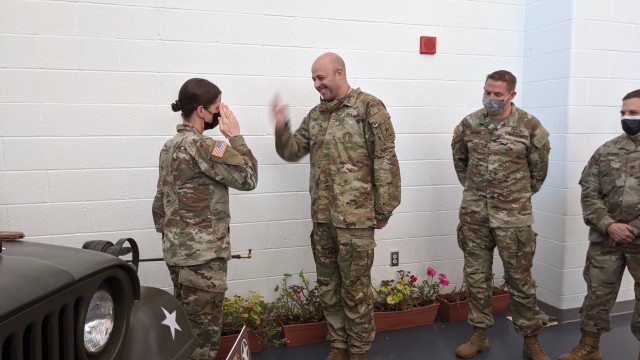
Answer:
[{"left": 0, "top": 232, "right": 197, "bottom": 360}]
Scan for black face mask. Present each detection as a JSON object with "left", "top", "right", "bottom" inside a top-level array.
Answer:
[
  {"left": 621, "top": 117, "right": 640, "bottom": 136},
  {"left": 204, "top": 112, "right": 220, "bottom": 131}
]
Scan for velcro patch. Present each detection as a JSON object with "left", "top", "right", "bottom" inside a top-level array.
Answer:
[{"left": 211, "top": 141, "right": 228, "bottom": 158}]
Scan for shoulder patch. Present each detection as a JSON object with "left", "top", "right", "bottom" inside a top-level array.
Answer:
[
  {"left": 211, "top": 141, "right": 228, "bottom": 158},
  {"left": 532, "top": 127, "right": 550, "bottom": 148}
]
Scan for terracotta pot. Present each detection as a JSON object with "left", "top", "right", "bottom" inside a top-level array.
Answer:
[
  {"left": 281, "top": 321, "right": 328, "bottom": 347},
  {"left": 491, "top": 292, "right": 510, "bottom": 314},
  {"left": 436, "top": 293, "right": 511, "bottom": 323},
  {"left": 374, "top": 303, "right": 440, "bottom": 332},
  {"left": 436, "top": 296, "right": 469, "bottom": 323},
  {"left": 217, "top": 330, "right": 264, "bottom": 357}
]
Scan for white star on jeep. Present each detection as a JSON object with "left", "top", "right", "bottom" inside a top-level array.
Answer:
[{"left": 161, "top": 307, "right": 182, "bottom": 340}]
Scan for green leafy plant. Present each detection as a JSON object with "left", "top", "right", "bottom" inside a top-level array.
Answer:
[
  {"left": 221, "top": 290, "right": 283, "bottom": 347},
  {"left": 373, "top": 267, "right": 449, "bottom": 312},
  {"left": 272, "top": 271, "right": 324, "bottom": 325}
]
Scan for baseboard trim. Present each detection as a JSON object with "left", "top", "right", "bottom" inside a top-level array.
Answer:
[{"left": 537, "top": 299, "right": 635, "bottom": 323}]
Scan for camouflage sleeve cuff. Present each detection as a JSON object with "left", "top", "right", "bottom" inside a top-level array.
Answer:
[
  {"left": 599, "top": 217, "right": 616, "bottom": 235},
  {"left": 376, "top": 213, "right": 392, "bottom": 222},
  {"left": 275, "top": 121, "right": 291, "bottom": 138},
  {"left": 229, "top": 135, "right": 247, "bottom": 150},
  {"left": 629, "top": 219, "right": 640, "bottom": 237}
]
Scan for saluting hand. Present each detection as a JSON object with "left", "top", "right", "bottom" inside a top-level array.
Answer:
[
  {"left": 219, "top": 103, "right": 240, "bottom": 139},
  {"left": 271, "top": 95, "right": 289, "bottom": 132}
]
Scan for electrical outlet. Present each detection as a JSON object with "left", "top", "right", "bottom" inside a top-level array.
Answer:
[{"left": 390, "top": 251, "right": 399, "bottom": 267}]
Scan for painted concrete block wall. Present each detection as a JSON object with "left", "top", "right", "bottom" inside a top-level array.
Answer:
[
  {"left": 522, "top": 0, "right": 640, "bottom": 310},
  {"left": 2, "top": 0, "right": 638, "bottom": 310},
  {"left": 0, "top": 0, "right": 527, "bottom": 299},
  {"left": 522, "top": 0, "right": 576, "bottom": 310},
  {"left": 560, "top": 0, "right": 640, "bottom": 308}
]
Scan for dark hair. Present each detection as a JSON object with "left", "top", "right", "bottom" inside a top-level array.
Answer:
[
  {"left": 623, "top": 89, "right": 640, "bottom": 101},
  {"left": 486, "top": 70, "right": 517, "bottom": 92},
  {"left": 171, "top": 78, "right": 221, "bottom": 118}
]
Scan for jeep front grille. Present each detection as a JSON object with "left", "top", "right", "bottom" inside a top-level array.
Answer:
[
  {"left": 2, "top": 296, "right": 81, "bottom": 360},
  {"left": 0, "top": 268, "right": 134, "bottom": 360}
]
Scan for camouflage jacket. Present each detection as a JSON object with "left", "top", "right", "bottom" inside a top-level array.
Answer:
[
  {"left": 275, "top": 88, "right": 401, "bottom": 228},
  {"left": 152, "top": 124, "right": 258, "bottom": 266},
  {"left": 452, "top": 104, "right": 550, "bottom": 228},
  {"left": 579, "top": 134, "right": 640, "bottom": 242}
]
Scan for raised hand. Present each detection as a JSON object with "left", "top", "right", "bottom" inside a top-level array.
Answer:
[{"left": 218, "top": 103, "right": 240, "bottom": 139}]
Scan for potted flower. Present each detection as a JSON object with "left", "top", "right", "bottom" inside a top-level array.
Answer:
[
  {"left": 436, "top": 274, "right": 510, "bottom": 322},
  {"left": 217, "top": 291, "right": 283, "bottom": 357},
  {"left": 372, "top": 267, "right": 448, "bottom": 332},
  {"left": 272, "top": 271, "right": 326, "bottom": 347}
]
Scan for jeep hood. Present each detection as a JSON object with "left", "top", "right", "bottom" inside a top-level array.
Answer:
[{"left": 0, "top": 240, "right": 132, "bottom": 319}]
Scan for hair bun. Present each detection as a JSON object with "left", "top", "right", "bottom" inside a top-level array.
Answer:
[{"left": 171, "top": 100, "right": 181, "bottom": 112}]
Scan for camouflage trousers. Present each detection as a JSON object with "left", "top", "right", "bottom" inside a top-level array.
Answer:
[
  {"left": 580, "top": 241, "right": 640, "bottom": 340},
  {"left": 167, "top": 258, "right": 228, "bottom": 360},
  {"left": 457, "top": 222, "right": 543, "bottom": 336},
  {"left": 311, "top": 222, "right": 376, "bottom": 354}
]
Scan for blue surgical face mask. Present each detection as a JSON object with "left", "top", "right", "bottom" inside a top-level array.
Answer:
[
  {"left": 621, "top": 115, "right": 640, "bottom": 136},
  {"left": 482, "top": 92, "right": 512, "bottom": 116}
]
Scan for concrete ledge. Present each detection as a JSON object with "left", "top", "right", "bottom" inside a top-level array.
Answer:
[{"left": 538, "top": 300, "right": 635, "bottom": 323}]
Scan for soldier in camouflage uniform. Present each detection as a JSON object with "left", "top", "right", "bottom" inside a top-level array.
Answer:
[
  {"left": 152, "top": 78, "right": 258, "bottom": 360},
  {"left": 451, "top": 70, "right": 551, "bottom": 360},
  {"left": 271, "top": 53, "right": 401, "bottom": 360},
  {"left": 560, "top": 89, "right": 640, "bottom": 360}
]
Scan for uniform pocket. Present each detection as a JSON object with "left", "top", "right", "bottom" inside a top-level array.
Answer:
[
  {"left": 456, "top": 223, "right": 467, "bottom": 253},
  {"left": 515, "top": 228, "right": 536, "bottom": 268},
  {"left": 177, "top": 258, "right": 228, "bottom": 292}
]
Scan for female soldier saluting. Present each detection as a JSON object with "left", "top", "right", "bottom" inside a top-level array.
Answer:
[{"left": 152, "top": 78, "right": 258, "bottom": 360}]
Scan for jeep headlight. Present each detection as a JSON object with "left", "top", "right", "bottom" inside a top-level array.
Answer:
[{"left": 84, "top": 289, "right": 115, "bottom": 354}]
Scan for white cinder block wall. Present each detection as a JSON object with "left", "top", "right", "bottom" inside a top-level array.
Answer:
[
  {"left": 524, "top": 0, "right": 640, "bottom": 310},
  {"left": 1, "top": 0, "right": 639, "bottom": 312}
]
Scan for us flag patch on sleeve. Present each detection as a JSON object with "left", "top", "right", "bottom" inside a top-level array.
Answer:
[{"left": 211, "top": 141, "right": 228, "bottom": 158}]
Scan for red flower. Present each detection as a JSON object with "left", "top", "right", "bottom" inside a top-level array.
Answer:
[
  {"left": 439, "top": 278, "right": 450, "bottom": 286},
  {"left": 410, "top": 275, "right": 418, "bottom": 283},
  {"left": 296, "top": 294, "right": 302, "bottom": 301},
  {"left": 427, "top": 267, "right": 436, "bottom": 277}
]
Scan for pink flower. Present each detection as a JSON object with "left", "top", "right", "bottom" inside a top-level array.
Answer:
[
  {"left": 438, "top": 273, "right": 447, "bottom": 280},
  {"left": 439, "top": 278, "right": 450, "bottom": 286},
  {"left": 296, "top": 294, "right": 302, "bottom": 301},
  {"left": 427, "top": 267, "right": 436, "bottom": 277}
]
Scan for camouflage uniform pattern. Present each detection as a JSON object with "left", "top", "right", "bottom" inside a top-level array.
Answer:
[
  {"left": 275, "top": 88, "right": 401, "bottom": 228},
  {"left": 452, "top": 105, "right": 550, "bottom": 228},
  {"left": 451, "top": 104, "right": 550, "bottom": 336},
  {"left": 457, "top": 223, "right": 543, "bottom": 335},
  {"left": 578, "top": 134, "right": 640, "bottom": 340},
  {"left": 152, "top": 124, "right": 258, "bottom": 359},
  {"left": 152, "top": 124, "right": 258, "bottom": 266},
  {"left": 275, "top": 88, "right": 401, "bottom": 353},
  {"left": 168, "top": 259, "right": 227, "bottom": 360},
  {"left": 311, "top": 223, "right": 375, "bottom": 354}
]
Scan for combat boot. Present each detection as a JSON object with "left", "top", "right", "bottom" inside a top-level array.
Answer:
[
  {"left": 350, "top": 353, "right": 368, "bottom": 360},
  {"left": 558, "top": 330, "right": 602, "bottom": 360},
  {"left": 522, "top": 335, "right": 550, "bottom": 360},
  {"left": 455, "top": 327, "right": 489, "bottom": 358},
  {"left": 325, "top": 347, "right": 349, "bottom": 360}
]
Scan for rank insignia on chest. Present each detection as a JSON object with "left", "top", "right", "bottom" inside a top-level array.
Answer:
[{"left": 211, "top": 141, "right": 228, "bottom": 158}]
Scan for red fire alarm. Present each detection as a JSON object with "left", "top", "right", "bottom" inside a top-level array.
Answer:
[{"left": 420, "top": 36, "right": 437, "bottom": 54}]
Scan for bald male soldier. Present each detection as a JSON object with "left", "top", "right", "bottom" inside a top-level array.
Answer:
[
  {"left": 452, "top": 70, "right": 551, "bottom": 360},
  {"left": 271, "top": 53, "right": 401, "bottom": 360},
  {"left": 560, "top": 89, "right": 640, "bottom": 360}
]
